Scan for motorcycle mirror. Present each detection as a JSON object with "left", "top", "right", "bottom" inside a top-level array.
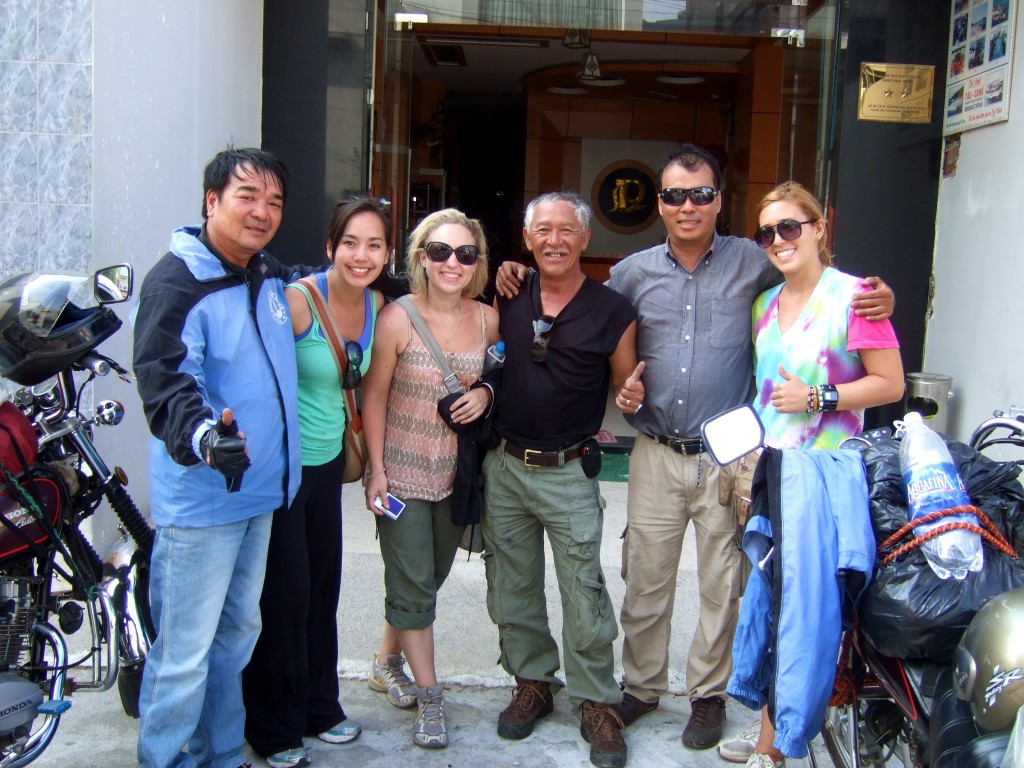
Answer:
[
  {"left": 700, "top": 403, "right": 765, "bottom": 466},
  {"left": 94, "top": 264, "right": 133, "bottom": 304}
]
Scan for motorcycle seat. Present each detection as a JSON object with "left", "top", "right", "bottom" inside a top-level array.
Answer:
[{"left": 954, "top": 731, "right": 1010, "bottom": 768}]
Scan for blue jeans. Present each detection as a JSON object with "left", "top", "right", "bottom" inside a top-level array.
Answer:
[{"left": 137, "top": 513, "right": 273, "bottom": 768}]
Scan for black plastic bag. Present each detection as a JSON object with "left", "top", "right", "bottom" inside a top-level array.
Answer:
[{"left": 858, "top": 435, "right": 1024, "bottom": 662}]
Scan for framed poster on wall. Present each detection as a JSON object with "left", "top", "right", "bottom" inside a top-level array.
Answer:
[{"left": 944, "top": 0, "right": 1016, "bottom": 135}]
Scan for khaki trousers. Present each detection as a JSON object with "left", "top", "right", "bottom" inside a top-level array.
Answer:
[{"left": 619, "top": 435, "right": 746, "bottom": 704}]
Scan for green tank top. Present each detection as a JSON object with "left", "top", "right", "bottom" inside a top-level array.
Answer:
[{"left": 292, "top": 281, "right": 376, "bottom": 466}]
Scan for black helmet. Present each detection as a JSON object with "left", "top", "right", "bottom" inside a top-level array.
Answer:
[
  {"left": 0, "top": 270, "right": 122, "bottom": 386},
  {"left": 953, "top": 587, "right": 1024, "bottom": 733}
]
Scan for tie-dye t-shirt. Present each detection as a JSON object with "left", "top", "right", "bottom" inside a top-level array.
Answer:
[{"left": 752, "top": 267, "right": 899, "bottom": 450}]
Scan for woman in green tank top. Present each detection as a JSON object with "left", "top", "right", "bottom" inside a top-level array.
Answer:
[{"left": 242, "top": 196, "right": 392, "bottom": 768}]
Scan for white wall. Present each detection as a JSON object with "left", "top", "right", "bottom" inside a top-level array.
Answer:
[
  {"left": 91, "top": 1, "right": 264, "bottom": 549},
  {"left": 926, "top": 13, "right": 1024, "bottom": 440}
]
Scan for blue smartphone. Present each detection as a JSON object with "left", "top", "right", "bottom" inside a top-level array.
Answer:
[{"left": 374, "top": 493, "right": 406, "bottom": 521}]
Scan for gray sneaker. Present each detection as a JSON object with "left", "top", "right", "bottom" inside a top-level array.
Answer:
[
  {"left": 413, "top": 684, "right": 448, "bottom": 749},
  {"left": 369, "top": 652, "right": 418, "bottom": 709}
]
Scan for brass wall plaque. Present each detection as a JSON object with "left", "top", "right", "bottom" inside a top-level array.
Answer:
[{"left": 858, "top": 63, "right": 935, "bottom": 124}]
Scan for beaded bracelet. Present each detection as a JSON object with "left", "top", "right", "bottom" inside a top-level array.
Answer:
[
  {"left": 366, "top": 469, "right": 387, "bottom": 480},
  {"left": 806, "top": 386, "right": 817, "bottom": 415}
]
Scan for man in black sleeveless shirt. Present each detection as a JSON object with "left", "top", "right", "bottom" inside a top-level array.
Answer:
[{"left": 482, "top": 191, "right": 640, "bottom": 768}]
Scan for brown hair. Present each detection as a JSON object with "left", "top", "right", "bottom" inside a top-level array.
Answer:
[
  {"left": 756, "top": 181, "right": 832, "bottom": 266},
  {"left": 406, "top": 208, "right": 489, "bottom": 299}
]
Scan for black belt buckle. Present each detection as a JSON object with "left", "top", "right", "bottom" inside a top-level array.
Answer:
[{"left": 655, "top": 434, "right": 703, "bottom": 455}]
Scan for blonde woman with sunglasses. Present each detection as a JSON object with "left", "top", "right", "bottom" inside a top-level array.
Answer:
[{"left": 361, "top": 208, "right": 499, "bottom": 750}]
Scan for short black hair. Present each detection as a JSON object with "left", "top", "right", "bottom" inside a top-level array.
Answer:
[
  {"left": 201, "top": 146, "right": 289, "bottom": 220},
  {"left": 658, "top": 142, "right": 721, "bottom": 191}
]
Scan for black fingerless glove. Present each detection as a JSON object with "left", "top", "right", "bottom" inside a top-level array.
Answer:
[{"left": 200, "top": 417, "right": 250, "bottom": 479}]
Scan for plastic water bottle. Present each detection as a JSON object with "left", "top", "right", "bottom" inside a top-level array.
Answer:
[
  {"left": 483, "top": 341, "right": 505, "bottom": 374},
  {"left": 899, "top": 411, "right": 983, "bottom": 580}
]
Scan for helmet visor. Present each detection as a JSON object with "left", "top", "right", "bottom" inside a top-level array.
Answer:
[{"left": 17, "top": 272, "right": 98, "bottom": 337}]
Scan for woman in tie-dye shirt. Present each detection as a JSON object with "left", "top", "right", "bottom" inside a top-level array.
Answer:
[
  {"left": 738, "top": 181, "right": 904, "bottom": 768},
  {"left": 751, "top": 181, "right": 904, "bottom": 452}
]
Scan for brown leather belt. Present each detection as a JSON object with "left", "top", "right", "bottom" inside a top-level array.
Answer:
[
  {"left": 503, "top": 440, "right": 583, "bottom": 468},
  {"left": 650, "top": 434, "right": 704, "bottom": 455}
]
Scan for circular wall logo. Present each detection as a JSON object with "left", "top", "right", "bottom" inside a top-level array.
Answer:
[{"left": 591, "top": 161, "right": 659, "bottom": 234}]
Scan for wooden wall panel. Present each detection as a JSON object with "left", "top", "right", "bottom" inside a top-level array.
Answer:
[
  {"left": 526, "top": 92, "right": 570, "bottom": 139},
  {"left": 631, "top": 100, "right": 696, "bottom": 140},
  {"left": 567, "top": 97, "right": 632, "bottom": 138}
]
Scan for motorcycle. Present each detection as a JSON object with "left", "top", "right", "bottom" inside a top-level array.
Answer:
[
  {"left": 0, "top": 265, "right": 154, "bottom": 767},
  {"left": 818, "top": 412, "right": 1024, "bottom": 768},
  {"left": 698, "top": 405, "right": 1024, "bottom": 768}
]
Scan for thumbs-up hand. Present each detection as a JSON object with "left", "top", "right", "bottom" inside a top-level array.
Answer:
[
  {"left": 769, "top": 364, "right": 809, "bottom": 414},
  {"left": 616, "top": 361, "right": 646, "bottom": 414},
  {"left": 200, "top": 407, "right": 250, "bottom": 478}
]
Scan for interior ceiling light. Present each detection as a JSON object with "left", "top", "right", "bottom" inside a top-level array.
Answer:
[
  {"left": 578, "top": 52, "right": 602, "bottom": 81},
  {"left": 656, "top": 75, "right": 706, "bottom": 85},
  {"left": 395, "top": 12, "right": 428, "bottom": 31},
  {"left": 562, "top": 28, "right": 590, "bottom": 49},
  {"left": 547, "top": 86, "right": 590, "bottom": 95}
]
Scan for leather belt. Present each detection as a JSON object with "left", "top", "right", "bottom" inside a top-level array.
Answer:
[
  {"left": 503, "top": 440, "right": 583, "bottom": 468},
  {"left": 650, "top": 434, "right": 704, "bottom": 455}
]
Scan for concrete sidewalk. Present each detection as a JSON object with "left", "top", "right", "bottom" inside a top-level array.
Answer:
[{"left": 34, "top": 480, "right": 825, "bottom": 768}]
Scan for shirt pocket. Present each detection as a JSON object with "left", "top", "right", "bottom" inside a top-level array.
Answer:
[{"left": 708, "top": 296, "right": 752, "bottom": 350}]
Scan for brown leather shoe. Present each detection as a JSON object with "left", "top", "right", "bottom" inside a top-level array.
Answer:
[
  {"left": 497, "top": 677, "right": 554, "bottom": 740},
  {"left": 682, "top": 696, "right": 727, "bottom": 749},
  {"left": 616, "top": 692, "right": 659, "bottom": 726},
  {"left": 580, "top": 700, "right": 627, "bottom": 768}
]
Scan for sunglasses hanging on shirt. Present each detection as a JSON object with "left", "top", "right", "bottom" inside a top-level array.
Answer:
[
  {"left": 341, "top": 340, "right": 363, "bottom": 389},
  {"left": 528, "top": 275, "right": 555, "bottom": 364}
]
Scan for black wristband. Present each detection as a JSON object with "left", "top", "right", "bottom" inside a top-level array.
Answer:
[{"left": 820, "top": 384, "right": 839, "bottom": 412}]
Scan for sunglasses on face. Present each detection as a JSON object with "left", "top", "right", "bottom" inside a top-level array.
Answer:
[
  {"left": 657, "top": 187, "right": 719, "bottom": 206},
  {"left": 754, "top": 219, "right": 815, "bottom": 249},
  {"left": 423, "top": 241, "right": 481, "bottom": 266},
  {"left": 342, "top": 340, "right": 363, "bottom": 389},
  {"left": 531, "top": 315, "right": 555, "bottom": 364}
]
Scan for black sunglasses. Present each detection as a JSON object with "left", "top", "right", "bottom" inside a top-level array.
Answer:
[
  {"left": 423, "top": 241, "right": 481, "bottom": 266},
  {"left": 531, "top": 315, "right": 555, "bottom": 364},
  {"left": 657, "top": 187, "right": 719, "bottom": 206},
  {"left": 754, "top": 219, "right": 815, "bottom": 249},
  {"left": 342, "top": 340, "right": 363, "bottom": 389}
]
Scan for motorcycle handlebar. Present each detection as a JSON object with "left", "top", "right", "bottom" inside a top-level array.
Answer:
[{"left": 968, "top": 415, "right": 1024, "bottom": 451}]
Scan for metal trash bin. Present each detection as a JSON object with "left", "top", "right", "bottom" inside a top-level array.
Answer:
[{"left": 905, "top": 372, "right": 954, "bottom": 434}]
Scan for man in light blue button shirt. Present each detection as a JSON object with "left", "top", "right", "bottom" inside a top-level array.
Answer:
[{"left": 608, "top": 144, "right": 892, "bottom": 757}]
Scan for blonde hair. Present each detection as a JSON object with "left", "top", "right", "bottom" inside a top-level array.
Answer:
[
  {"left": 406, "top": 208, "right": 489, "bottom": 299},
  {"left": 756, "top": 181, "right": 832, "bottom": 266}
]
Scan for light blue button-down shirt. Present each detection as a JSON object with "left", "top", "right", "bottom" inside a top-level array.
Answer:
[{"left": 607, "top": 233, "right": 780, "bottom": 438}]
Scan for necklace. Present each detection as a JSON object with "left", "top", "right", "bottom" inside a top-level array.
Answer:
[{"left": 430, "top": 299, "right": 462, "bottom": 344}]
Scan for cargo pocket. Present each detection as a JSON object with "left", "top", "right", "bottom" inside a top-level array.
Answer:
[{"left": 573, "top": 570, "right": 618, "bottom": 652}]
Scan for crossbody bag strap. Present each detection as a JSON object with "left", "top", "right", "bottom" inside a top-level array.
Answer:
[
  {"left": 395, "top": 295, "right": 464, "bottom": 394},
  {"left": 294, "top": 277, "right": 361, "bottom": 431}
]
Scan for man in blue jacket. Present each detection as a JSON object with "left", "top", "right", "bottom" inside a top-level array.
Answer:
[{"left": 132, "top": 147, "right": 303, "bottom": 768}]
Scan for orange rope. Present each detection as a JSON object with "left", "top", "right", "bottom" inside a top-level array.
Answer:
[
  {"left": 878, "top": 505, "right": 1018, "bottom": 566},
  {"left": 829, "top": 630, "right": 857, "bottom": 706}
]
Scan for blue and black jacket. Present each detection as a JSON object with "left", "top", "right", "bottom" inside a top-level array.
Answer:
[{"left": 132, "top": 226, "right": 302, "bottom": 527}]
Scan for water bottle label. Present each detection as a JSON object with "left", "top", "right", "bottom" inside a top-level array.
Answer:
[{"left": 904, "top": 462, "right": 969, "bottom": 517}]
